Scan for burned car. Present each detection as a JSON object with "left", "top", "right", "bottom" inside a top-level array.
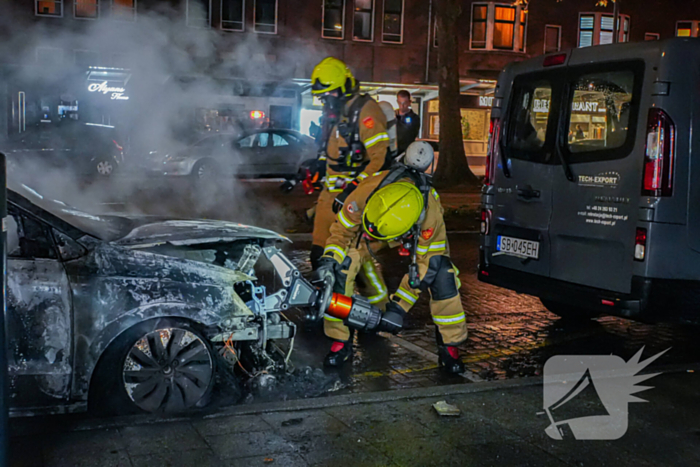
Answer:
[{"left": 6, "top": 184, "right": 319, "bottom": 416}]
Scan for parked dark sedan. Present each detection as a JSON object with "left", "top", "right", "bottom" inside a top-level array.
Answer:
[
  {"left": 154, "top": 129, "right": 316, "bottom": 181},
  {"left": 6, "top": 182, "right": 319, "bottom": 416},
  {"left": 2, "top": 121, "right": 124, "bottom": 178}
]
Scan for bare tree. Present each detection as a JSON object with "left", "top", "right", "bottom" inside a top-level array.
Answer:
[{"left": 432, "top": 0, "right": 479, "bottom": 188}]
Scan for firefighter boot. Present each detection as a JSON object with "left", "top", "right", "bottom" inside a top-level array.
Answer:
[
  {"left": 437, "top": 345, "right": 465, "bottom": 374},
  {"left": 436, "top": 327, "right": 465, "bottom": 374},
  {"left": 324, "top": 340, "right": 352, "bottom": 368}
]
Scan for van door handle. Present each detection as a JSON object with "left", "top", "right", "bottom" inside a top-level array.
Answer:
[{"left": 517, "top": 187, "right": 541, "bottom": 200}]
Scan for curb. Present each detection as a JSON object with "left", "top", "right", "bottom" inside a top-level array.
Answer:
[
  {"left": 14, "top": 376, "right": 543, "bottom": 435},
  {"left": 14, "top": 361, "right": 696, "bottom": 436}
]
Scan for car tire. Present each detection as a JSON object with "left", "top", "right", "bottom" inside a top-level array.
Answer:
[
  {"left": 540, "top": 298, "right": 600, "bottom": 322},
  {"left": 191, "top": 159, "right": 220, "bottom": 182},
  {"left": 95, "top": 158, "right": 116, "bottom": 177},
  {"left": 89, "top": 317, "right": 218, "bottom": 415}
]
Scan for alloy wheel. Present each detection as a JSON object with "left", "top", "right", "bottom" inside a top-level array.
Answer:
[
  {"left": 96, "top": 160, "right": 114, "bottom": 176},
  {"left": 122, "top": 327, "right": 214, "bottom": 413}
]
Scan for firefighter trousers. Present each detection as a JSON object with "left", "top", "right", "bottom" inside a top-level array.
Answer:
[
  {"left": 311, "top": 189, "right": 338, "bottom": 268},
  {"left": 392, "top": 255, "right": 468, "bottom": 346},
  {"left": 324, "top": 245, "right": 389, "bottom": 342}
]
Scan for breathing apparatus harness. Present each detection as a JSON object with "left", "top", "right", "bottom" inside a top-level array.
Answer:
[
  {"left": 325, "top": 94, "right": 374, "bottom": 174},
  {"left": 361, "top": 164, "right": 433, "bottom": 289}
]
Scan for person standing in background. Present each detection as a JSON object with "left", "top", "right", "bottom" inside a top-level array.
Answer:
[{"left": 395, "top": 90, "right": 421, "bottom": 155}]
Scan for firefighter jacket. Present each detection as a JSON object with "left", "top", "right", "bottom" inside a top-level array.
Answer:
[
  {"left": 323, "top": 170, "right": 453, "bottom": 313},
  {"left": 324, "top": 96, "right": 390, "bottom": 193}
]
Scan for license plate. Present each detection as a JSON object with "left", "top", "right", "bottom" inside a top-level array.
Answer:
[{"left": 496, "top": 235, "right": 540, "bottom": 259}]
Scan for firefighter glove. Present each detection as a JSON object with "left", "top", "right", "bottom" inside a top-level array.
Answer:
[
  {"left": 379, "top": 301, "right": 406, "bottom": 334},
  {"left": 332, "top": 180, "right": 359, "bottom": 213},
  {"left": 313, "top": 255, "right": 339, "bottom": 289}
]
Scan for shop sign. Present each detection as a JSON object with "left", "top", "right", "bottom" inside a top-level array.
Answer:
[
  {"left": 533, "top": 99, "right": 605, "bottom": 114},
  {"left": 479, "top": 96, "right": 494, "bottom": 107},
  {"left": 88, "top": 81, "right": 129, "bottom": 100}
]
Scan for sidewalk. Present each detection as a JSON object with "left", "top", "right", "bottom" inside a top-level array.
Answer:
[{"left": 11, "top": 369, "right": 699, "bottom": 467}]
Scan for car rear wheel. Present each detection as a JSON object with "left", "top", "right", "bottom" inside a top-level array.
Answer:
[
  {"left": 540, "top": 299, "right": 600, "bottom": 322},
  {"left": 95, "top": 158, "right": 115, "bottom": 177},
  {"left": 90, "top": 318, "right": 216, "bottom": 415}
]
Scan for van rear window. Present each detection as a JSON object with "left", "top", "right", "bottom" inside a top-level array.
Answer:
[
  {"left": 567, "top": 71, "right": 635, "bottom": 155},
  {"left": 507, "top": 81, "right": 553, "bottom": 163}
]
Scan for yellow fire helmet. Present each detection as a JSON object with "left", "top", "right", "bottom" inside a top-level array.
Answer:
[
  {"left": 362, "top": 182, "right": 425, "bottom": 241},
  {"left": 311, "top": 57, "right": 357, "bottom": 96}
]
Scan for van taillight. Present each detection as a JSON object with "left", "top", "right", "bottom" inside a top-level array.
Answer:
[
  {"left": 543, "top": 53, "right": 567, "bottom": 67},
  {"left": 480, "top": 208, "right": 492, "bottom": 235},
  {"left": 485, "top": 118, "right": 500, "bottom": 185},
  {"left": 634, "top": 227, "right": 647, "bottom": 261},
  {"left": 113, "top": 140, "right": 123, "bottom": 152},
  {"left": 643, "top": 109, "right": 675, "bottom": 197}
]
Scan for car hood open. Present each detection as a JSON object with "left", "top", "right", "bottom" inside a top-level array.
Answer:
[{"left": 113, "top": 219, "right": 290, "bottom": 247}]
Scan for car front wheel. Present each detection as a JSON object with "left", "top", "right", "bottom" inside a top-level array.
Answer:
[
  {"left": 90, "top": 318, "right": 216, "bottom": 414},
  {"left": 95, "top": 158, "right": 115, "bottom": 177}
]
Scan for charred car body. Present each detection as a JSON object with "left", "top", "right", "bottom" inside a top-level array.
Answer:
[{"left": 6, "top": 185, "right": 319, "bottom": 416}]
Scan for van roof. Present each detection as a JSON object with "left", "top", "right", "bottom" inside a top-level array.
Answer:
[{"left": 502, "top": 37, "right": 700, "bottom": 82}]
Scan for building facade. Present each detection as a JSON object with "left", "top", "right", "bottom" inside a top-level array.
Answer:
[{"left": 2, "top": 0, "right": 700, "bottom": 169}]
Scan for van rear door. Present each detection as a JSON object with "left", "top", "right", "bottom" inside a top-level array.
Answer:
[
  {"left": 548, "top": 61, "right": 645, "bottom": 294},
  {"left": 488, "top": 71, "right": 564, "bottom": 278}
]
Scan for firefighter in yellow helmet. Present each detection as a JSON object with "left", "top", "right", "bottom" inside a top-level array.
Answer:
[
  {"left": 309, "top": 57, "right": 391, "bottom": 269},
  {"left": 317, "top": 142, "right": 468, "bottom": 373}
]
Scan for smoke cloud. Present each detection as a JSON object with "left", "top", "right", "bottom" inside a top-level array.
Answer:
[{"left": 0, "top": 1, "right": 315, "bottom": 234}]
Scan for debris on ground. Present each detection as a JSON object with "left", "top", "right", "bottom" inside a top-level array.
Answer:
[
  {"left": 432, "top": 400, "right": 461, "bottom": 417},
  {"left": 281, "top": 418, "right": 304, "bottom": 427},
  {"left": 242, "top": 366, "right": 342, "bottom": 403}
]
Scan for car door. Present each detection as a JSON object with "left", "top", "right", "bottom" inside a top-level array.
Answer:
[
  {"left": 548, "top": 62, "right": 645, "bottom": 294},
  {"left": 6, "top": 205, "right": 74, "bottom": 410},
  {"left": 232, "top": 133, "right": 259, "bottom": 177},
  {"left": 487, "top": 71, "right": 563, "bottom": 278}
]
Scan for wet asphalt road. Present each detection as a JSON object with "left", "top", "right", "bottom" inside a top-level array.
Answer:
[{"left": 282, "top": 234, "right": 700, "bottom": 396}]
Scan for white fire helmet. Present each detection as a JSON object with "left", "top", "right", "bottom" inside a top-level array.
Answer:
[{"left": 404, "top": 141, "right": 434, "bottom": 172}]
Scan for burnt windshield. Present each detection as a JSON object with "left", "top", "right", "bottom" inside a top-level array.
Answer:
[{"left": 8, "top": 183, "right": 135, "bottom": 242}]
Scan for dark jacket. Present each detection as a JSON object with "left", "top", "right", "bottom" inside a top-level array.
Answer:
[{"left": 395, "top": 109, "right": 421, "bottom": 155}]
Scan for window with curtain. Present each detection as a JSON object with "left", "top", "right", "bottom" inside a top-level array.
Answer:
[
  {"left": 544, "top": 25, "right": 561, "bottom": 53},
  {"left": 255, "top": 0, "right": 277, "bottom": 33},
  {"left": 579, "top": 13, "right": 631, "bottom": 47},
  {"left": 222, "top": 0, "right": 244, "bottom": 31},
  {"left": 187, "top": 0, "right": 210, "bottom": 27},
  {"left": 75, "top": 0, "right": 99, "bottom": 18},
  {"left": 323, "top": 0, "right": 345, "bottom": 39},
  {"left": 36, "top": 0, "right": 62, "bottom": 16},
  {"left": 493, "top": 6, "right": 515, "bottom": 49},
  {"left": 471, "top": 4, "right": 488, "bottom": 49},
  {"left": 676, "top": 21, "right": 695, "bottom": 37},
  {"left": 111, "top": 0, "right": 135, "bottom": 21},
  {"left": 579, "top": 14, "right": 595, "bottom": 47},
  {"left": 354, "top": 0, "right": 374, "bottom": 41},
  {"left": 600, "top": 15, "right": 614, "bottom": 44},
  {"left": 518, "top": 9, "right": 527, "bottom": 51},
  {"left": 382, "top": 0, "right": 403, "bottom": 43},
  {"left": 470, "top": 3, "right": 526, "bottom": 52}
]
